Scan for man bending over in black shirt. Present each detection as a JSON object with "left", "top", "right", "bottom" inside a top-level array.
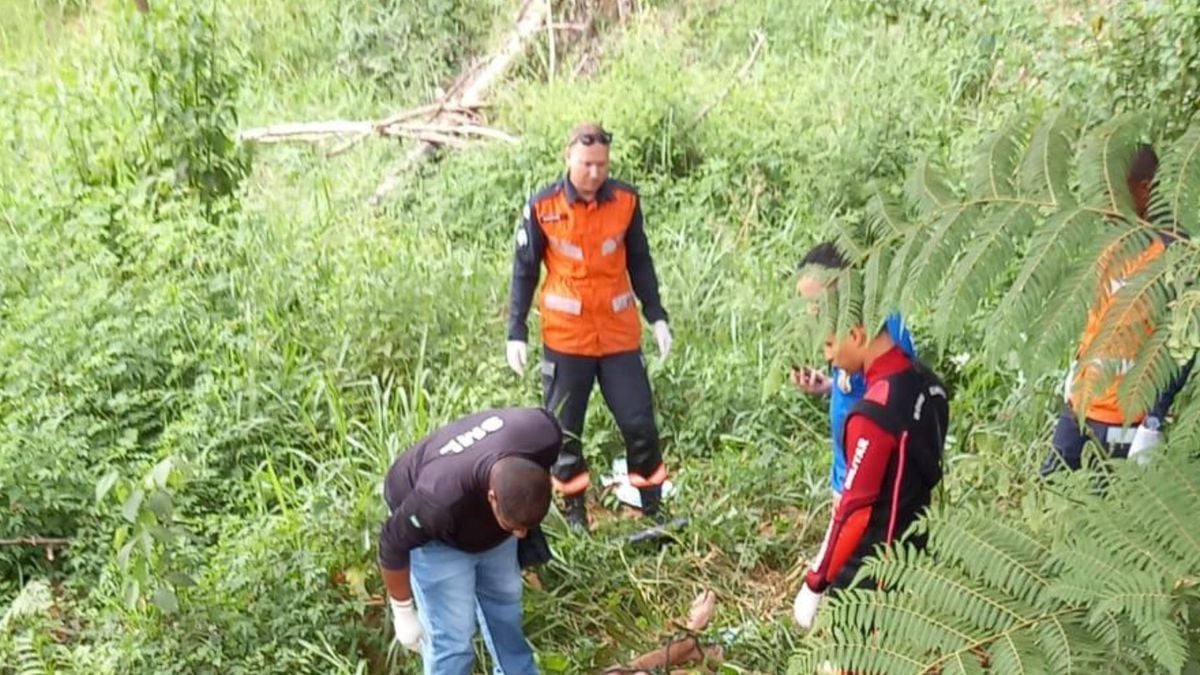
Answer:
[{"left": 378, "top": 407, "right": 562, "bottom": 675}]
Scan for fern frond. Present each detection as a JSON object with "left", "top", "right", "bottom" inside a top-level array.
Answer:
[
  {"left": 866, "top": 550, "right": 1025, "bottom": 634},
  {"left": 1034, "top": 612, "right": 1111, "bottom": 675},
  {"left": 1051, "top": 459, "right": 1200, "bottom": 674},
  {"left": 1081, "top": 561, "right": 1188, "bottom": 675},
  {"left": 1077, "top": 112, "right": 1146, "bottom": 222},
  {"left": 905, "top": 155, "right": 959, "bottom": 216},
  {"left": 971, "top": 119, "right": 1028, "bottom": 200},
  {"left": 1076, "top": 238, "right": 1177, "bottom": 421},
  {"left": 1150, "top": 120, "right": 1200, "bottom": 233},
  {"left": 864, "top": 190, "right": 907, "bottom": 240},
  {"left": 1084, "top": 231, "right": 1175, "bottom": 347},
  {"left": 932, "top": 203, "right": 1035, "bottom": 344},
  {"left": 1069, "top": 491, "right": 1185, "bottom": 576},
  {"left": 1161, "top": 381, "right": 1200, "bottom": 452},
  {"left": 1116, "top": 327, "right": 1181, "bottom": 427},
  {"left": 903, "top": 202, "right": 987, "bottom": 310},
  {"left": 826, "top": 590, "right": 979, "bottom": 654},
  {"left": 804, "top": 112, "right": 1200, "bottom": 675},
  {"left": 987, "top": 628, "right": 1049, "bottom": 675},
  {"left": 1119, "top": 458, "right": 1200, "bottom": 568},
  {"left": 928, "top": 513, "right": 1051, "bottom": 607},
  {"left": 885, "top": 235, "right": 922, "bottom": 321},
  {"left": 940, "top": 650, "right": 988, "bottom": 675},
  {"left": 833, "top": 223, "right": 868, "bottom": 262},
  {"left": 1024, "top": 224, "right": 1135, "bottom": 375},
  {"left": 834, "top": 265, "right": 862, "bottom": 341},
  {"left": 1143, "top": 614, "right": 1190, "bottom": 675},
  {"left": 985, "top": 206, "right": 1102, "bottom": 360},
  {"left": 1019, "top": 110, "right": 1078, "bottom": 206},
  {"left": 860, "top": 244, "right": 889, "bottom": 339},
  {"left": 792, "top": 640, "right": 929, "bottom": 675},
  {"left": 865, "top": 194, "right": 918, "bottom": 318},
  {"left": 13, "top": 632, "right": 45, "bottom": 675}
]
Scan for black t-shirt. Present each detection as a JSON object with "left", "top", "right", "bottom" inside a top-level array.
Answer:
[{"left": 377, "top": 407, "right": 562, "bottom": 570}]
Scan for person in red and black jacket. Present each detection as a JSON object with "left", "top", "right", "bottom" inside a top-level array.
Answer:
[{"left": 792, "top": 315, "right": 949, "bottom": 631}]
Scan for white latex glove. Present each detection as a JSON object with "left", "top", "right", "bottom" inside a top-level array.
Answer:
[
  {"left": 653, "top": 320, "right": 672, "bottom": 360},
  {"left": 389, "top": 597, "right": 424, "bottom": 654},
  {"left": 506, "top": 340, "right": 527, "bottom": 376},
  {"left": 793, "top": 582, "right": 823, "bottom": 632},
  {"left": 1128, "top": 423, "right": 1162, "bottom": 465}
]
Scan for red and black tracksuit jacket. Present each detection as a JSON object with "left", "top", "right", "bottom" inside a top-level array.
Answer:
[{"left": 806, "top": 348, "right": 949, "bottom": 593}]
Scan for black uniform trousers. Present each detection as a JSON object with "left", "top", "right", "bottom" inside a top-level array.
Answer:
[
  {"left": 1041, "top": 407, "right": 1132, "bottom": 477},
  {"left": 540, "top": 346, "right": 661, "bottom": 491}
]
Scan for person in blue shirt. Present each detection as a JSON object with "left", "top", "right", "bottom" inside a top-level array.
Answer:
[{"left": 791, "top": 242, "right": 918, "bottom": 509}]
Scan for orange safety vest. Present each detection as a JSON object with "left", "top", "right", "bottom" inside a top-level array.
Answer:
[
  {"left": 1068, "top": 236, "right": 1168, "bottom": 425},
  {"left": 531, "top": 181, "right": 644, "bottom": 357}
]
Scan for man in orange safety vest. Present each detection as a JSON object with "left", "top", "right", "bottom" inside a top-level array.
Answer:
[{"left": 506, "top": 121, "right": 672, "bottom": 532}]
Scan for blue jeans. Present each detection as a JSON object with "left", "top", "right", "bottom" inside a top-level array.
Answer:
[{"left": 409, "top": 537, "right": 537, "bottom": 675}]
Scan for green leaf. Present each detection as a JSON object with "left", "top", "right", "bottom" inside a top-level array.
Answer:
[
  {"left": 761, "top": 354, "right": 785, "bottom": 404},
  {"left": 166, "top": 572, "right": 196, "bottom": 588},
  {"left": 1152, "top": 120, "right": 1200, "bottom": 233},
  {"left": 152, "top": 586, "right": 179, "bottom": 614},
  {"left": 148, "top": 524, "right": 177, "bottom": 545},
  {"left": 117, "top": 537, "right": 137, "bottom": 571},
  {"left": 1019, "top": 110, "right": 1077, "bottom": 205},
  {"left": 121, "top": 488, "right": 145, "bottom": 523},
  {"left": 1077, "top": 112, "right": 1146, "bottom": 221},
  {"left": 970, "top": 119, "right": 1026, "bottom": 200},
  {"left": 146, "top": 456, "right": 175, "bottom": 490},
  {"left": 145, "top": 490, "right": 173, "bottom": 519},
  {"left": 123, "top": 582, "right": 140, "bottom": 610},
  {"left": 905, "top": 156, "right": 958, "bottom": 216},
  {"left": 539, "top": 653, "right": 570, "bottom": 673},
  {"left": 95, "top": 470, "right": 121, "bottom": 504}
]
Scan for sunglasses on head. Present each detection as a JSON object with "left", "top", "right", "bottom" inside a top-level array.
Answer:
[{"left": 572, "top": 131, "right": 613, "bottom": 146}]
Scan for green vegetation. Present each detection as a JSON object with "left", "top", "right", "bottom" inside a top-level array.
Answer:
[
  {"left": 2, "top": 0, "right": 1198, "bottom": 672},
  {"left": 795, "top": 106, "right": 1200, "bottom": 672}
]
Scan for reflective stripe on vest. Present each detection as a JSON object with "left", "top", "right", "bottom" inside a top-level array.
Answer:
[
  {"left": 611, "top": 291, "right": 636, "bottom": 313},
  {"left": 544, "top": 293, "right": 582, "bottom": 315},
  {"left": 548, "top": 237, "right": 584, "bottom": 261}
]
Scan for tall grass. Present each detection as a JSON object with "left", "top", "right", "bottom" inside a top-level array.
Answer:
[{"left": 2, "top": 0, "right": 1196, "bottom": 671}]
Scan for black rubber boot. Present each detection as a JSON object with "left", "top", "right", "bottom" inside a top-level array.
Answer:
[
  {"left": 563, "top": 495, "right": 589, "bottom": 533},
  {"left": 639, "top": 486, "right": 664, "bottom": 523}
]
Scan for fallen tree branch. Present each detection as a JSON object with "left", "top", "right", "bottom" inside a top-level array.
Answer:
[
  {"left": 238, "top": 0, "right": 625, "bottom": 207},
  {"left": 689, "top": 29, "right": 767, "bottom": 128},
  {"left": 368, "top": 0, "right": 553, "bottom": 207},
  {"left": 382, "top": 122, "right": 520, "bottom": 143},
  {"left": 326, "top": 132, "right": 373, "bottom": 158},
  {"left": 238, "top": 112, "right": 519, "bottom": 146},
  {"left": 0, "top": 537, "right": 71, "bottom": 547},
  {"left": 240, "top": 121, "right": 376, "bottom": 144}
]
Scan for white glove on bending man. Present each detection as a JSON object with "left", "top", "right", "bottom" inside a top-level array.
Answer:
[{"left": 389, "top": 597, "right": 424, "bottom": 653}]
